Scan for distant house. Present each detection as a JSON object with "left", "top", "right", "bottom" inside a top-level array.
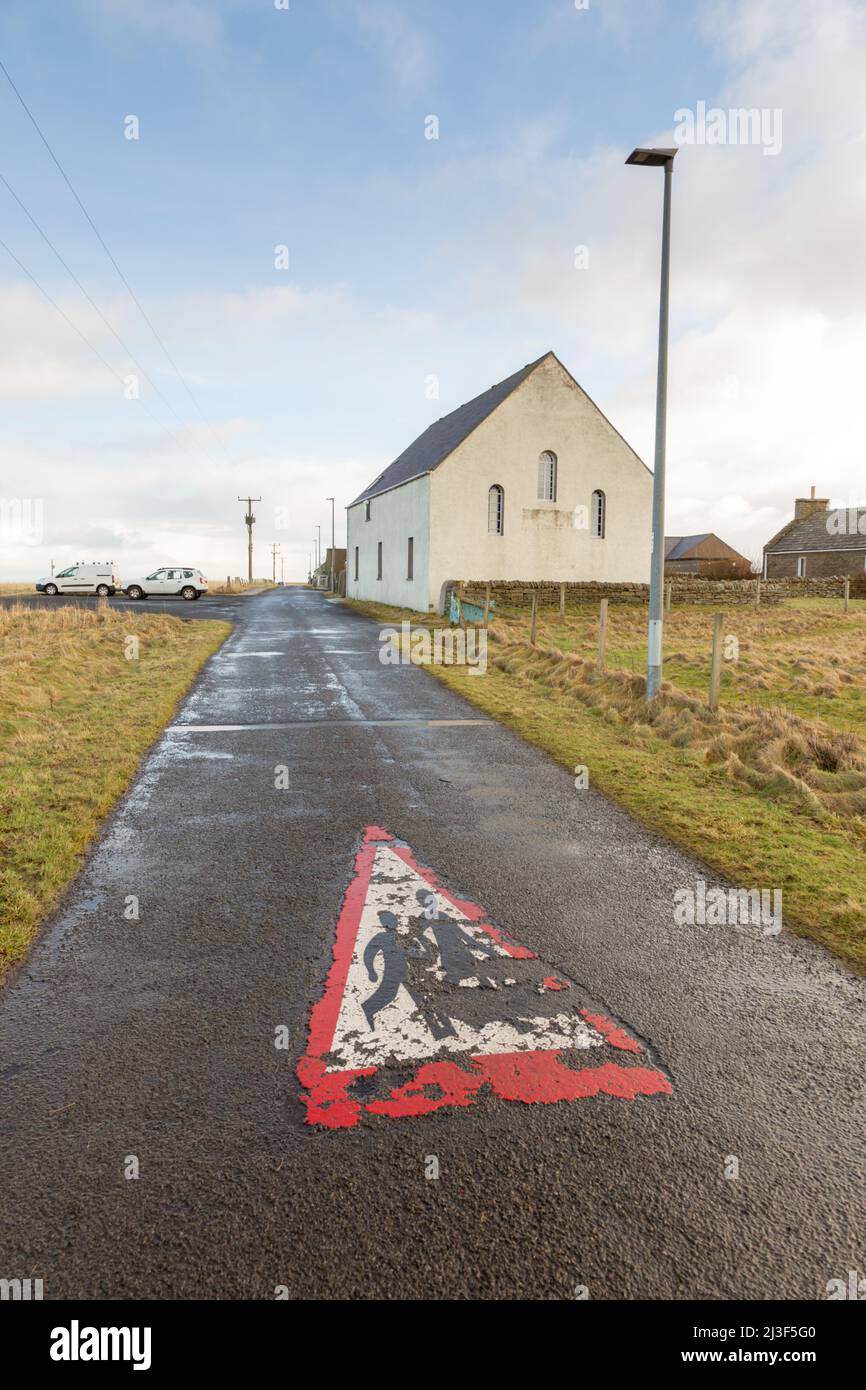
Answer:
[
  {"left": 345, "top": 351, "right": 652, "bottom": 613},
  {"left": 763, "top": 488, "right": 866, "bottom": 578},
  {"left": 312, "top": 547, "right": 346, "bottom": 588},
  {"left": 664, "top": 533, "right": 752, "bottom": 578}
]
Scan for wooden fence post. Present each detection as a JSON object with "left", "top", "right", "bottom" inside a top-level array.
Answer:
[
  {"left": 709, "top": 612, "right": 724, "bottom": 712},
  {"left": 844, "top": 576, "right": 850, "bottom": 613},
  {"left": 597, "top": 598, "right": 609, "bottom": 672},
  {"left": 530, "top": 592, "right": 538, "bottom": 645},
  {"left": 665, "top": 581, "right": 672, "bottom": 614},
  {"left": 559, "top": 582, "right": 566, "bottom": 617},
  {"left": 755, "top": 577, "right": 761, "bottom": 607},
  {"left": 483, "top": 582, "right": 491, "bottom": 625}
]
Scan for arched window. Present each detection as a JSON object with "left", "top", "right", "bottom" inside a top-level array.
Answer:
[
  {"left": 488, "top": 484, "right": 504, "bottom": 535},
  {"left": 591, "top": 489, "right": 606, "bottom": 538},
  {"left": 537, "top": 450, "right": 557, "bottom": 502}
]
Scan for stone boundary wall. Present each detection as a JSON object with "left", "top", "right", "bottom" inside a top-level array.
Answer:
[{"left": 461, "top": 574, "right": 865, "bottom": 607}]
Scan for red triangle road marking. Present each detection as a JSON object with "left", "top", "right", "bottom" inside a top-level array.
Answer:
[{"left": 297, "top": 826, "right": 672, "bottom": 1129}]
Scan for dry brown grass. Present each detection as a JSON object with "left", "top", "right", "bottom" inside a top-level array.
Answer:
[
  {"left": 480, "top": 595, "right": 866, "bottom": 735},
  {"left": 489, "top": 627, "right": 866, "bottom": 834},
  {"left": 0, "top": 601, "right": 231, "bottom": 976},
  {"left": 345, "top": 595, "right": 866, "bottom": 968},
  {"left": 208, "top": 579, "right": 278, "bottom": 595}
]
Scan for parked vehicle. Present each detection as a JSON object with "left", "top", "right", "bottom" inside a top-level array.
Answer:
[
  {"left": 37, "top": 562, "right": 121, "bottom": 596},
  {"left": 124, "top": 567, "right": 208, "bottom": 601}
]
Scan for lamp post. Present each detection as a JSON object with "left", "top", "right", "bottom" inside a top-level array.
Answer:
[
  {"left": 626, "top": 146, "right": 677, "bottom": 702},
  {"left": 314, "top": 526, "right": 321, "bottom": 578},
  {"left": 325, "top": 497, "right": 335, "bottom": 592}
]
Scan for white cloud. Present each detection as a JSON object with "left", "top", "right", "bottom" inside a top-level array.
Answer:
[
  {"left": 5, "top": 0, "right": 865, "bottom": 579},
  {"left": 416, "top": 0, "right": 866, "bottom": 559},
  {"left": 1, "top": 436, "right": 380, "bottom": 581},
  {"left": 0, "top": 285, "right": 126, "bottom": 400}
]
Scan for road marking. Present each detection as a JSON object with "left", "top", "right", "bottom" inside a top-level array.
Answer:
[
  {"left": 168, "top": 718, "right": 493, "bottom": 732},
  {"left": 297, "top": 826, "right": 672, "bottom": 1129}
]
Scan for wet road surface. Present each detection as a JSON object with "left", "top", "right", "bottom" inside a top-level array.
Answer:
[
  {"left": 0, "top": 591, "right": 243, "bottom": 620},
  {"left": 0, "top": 586, "right": 862, "bottom": 1299}
]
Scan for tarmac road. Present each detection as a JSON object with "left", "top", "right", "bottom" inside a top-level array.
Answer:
[
  {"left": 0, "top": 585, "right": 862, "bottom": 1300},
  {"left": 0, "top": 591, "right": 244, "bottom": 620}
]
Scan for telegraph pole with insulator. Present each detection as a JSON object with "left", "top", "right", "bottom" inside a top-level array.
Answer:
[{"left": 238, "top": 495, "right": 261, "bottom": 583}]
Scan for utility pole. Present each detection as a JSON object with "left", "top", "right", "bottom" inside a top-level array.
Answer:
[
  {"left": 314, "top": 525, "right": 321, "bottom": 576},
  {"left": 326, "top": 497, "right": 336, "bottom": 592},
  {"left": 238, "top": 496, "right": 261, "bottom": 584},
  {"left": 626, "top": 147, "right": 677, "bottom": 703},
  {"left": 280, "top": 555, "right": 285, "bottom": 585},
  {"left": 270, "top": 542, "right": 280, "bottom": 583}
]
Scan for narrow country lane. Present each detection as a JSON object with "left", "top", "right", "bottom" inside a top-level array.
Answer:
[{"left": 0, "top": 587, "right": 862, "bottom": 1300}]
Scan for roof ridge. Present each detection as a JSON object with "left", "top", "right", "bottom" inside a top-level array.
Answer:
[
  {"left": 349, "top": 353, "right": 555, "bottom": 506},
  {"left": 764, "top": 505, "right": 866, "bottom": 553}
]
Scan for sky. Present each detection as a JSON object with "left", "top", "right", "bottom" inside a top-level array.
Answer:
[{"left": 1, "top": 0, "right": 864, "bottom": 580}]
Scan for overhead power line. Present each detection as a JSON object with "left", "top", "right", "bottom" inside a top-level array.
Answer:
[
  {"left": 0, "top": 54, "right": 215, "bottom": 430},
  {"left": 0, "top": 168, "right": 194, "bottom": 434},
  {"left": 0, "top": 231, "right": 198, "bottom": 459}
]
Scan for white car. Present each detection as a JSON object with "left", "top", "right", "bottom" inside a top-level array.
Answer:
[
  {"left": 124, "top": 567, "right": 208, "bottom": 601},
  {"left": 37, "top": 562, "right": 121, "bottom": 596}
]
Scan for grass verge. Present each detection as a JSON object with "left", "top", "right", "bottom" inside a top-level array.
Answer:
[
  {"left": 209, "top": 579, "right": 278, "bottom": 595},
  {"left": 0, "top": 602, "right": 231, "bottom": 978},
  {"left": 346, "top": 597, "right": 866, "bottom": 971}
]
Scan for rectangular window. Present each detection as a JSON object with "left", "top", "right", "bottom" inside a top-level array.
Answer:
[
  {"left": 365, "top": 500, "right": 371, "bottom": 521},
  {"left": 797, "top": 556, "right": 806, "bottom": 578},
  {"left": 407, "top": 536, "right": 414, "bottom": 580},
  {"left": 377, "top": 541, "right": 382, "bottom": 580},
  {"left": 354, "top": 546, "right": 359, "bottom": 581}
]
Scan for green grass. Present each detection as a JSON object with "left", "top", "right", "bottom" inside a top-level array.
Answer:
[
  {"left": 345, "top": 596, "right": 866, "bottom": 971},
  {"left": 0, "top": 602, "right": 231, "bottom": 977}
]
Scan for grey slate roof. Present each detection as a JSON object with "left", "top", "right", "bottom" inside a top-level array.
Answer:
[
  {"left": 350, "top": 354, "right": 551, "bottom": 506},
  {"left": 664, "top": 534, "right": 712, "bottom": 560},
  {"left": 764, "top": 507, "right": 866, "bottom": 553}
]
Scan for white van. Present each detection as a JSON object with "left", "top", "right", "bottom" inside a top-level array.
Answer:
[{"left": 37, "top": 562, "right": 121, "bottom": 597}]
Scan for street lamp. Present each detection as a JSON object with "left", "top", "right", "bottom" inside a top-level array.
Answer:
[
  {"left": 626, "top": 146, "right": 677, "bottom": 702},
  {"left": 314, "top": 525, "right": 321, "bottom": 577},
  {"left": 326, "top": 497, "right": 335, "bottom": 592}
]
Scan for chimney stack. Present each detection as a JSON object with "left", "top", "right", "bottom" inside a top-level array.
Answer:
[{"left": 794, "top": 486, "right": 830, "bottom": 521}]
